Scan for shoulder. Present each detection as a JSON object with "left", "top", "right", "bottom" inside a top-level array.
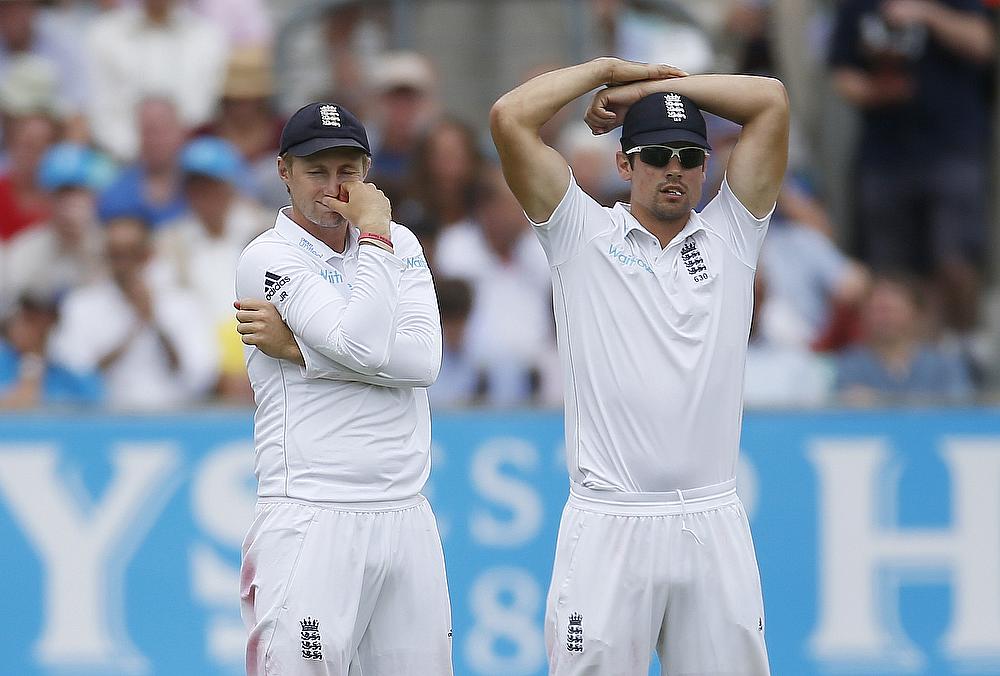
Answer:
[{"left": 389, "top": 222, "right": 432, "bottom": 271}]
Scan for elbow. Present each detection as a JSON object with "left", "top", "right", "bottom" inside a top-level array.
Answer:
[
  {"left": 489, "top": 95, "right": 520, "bottom": 139},
  {"left": 764, "top": 77, "right": 790, "bottom": 115},
  {"left": 424, "top": 350, "right": 442, "bottom": 388}
]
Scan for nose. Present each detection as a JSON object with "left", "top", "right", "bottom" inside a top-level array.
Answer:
[{"left": 664, "top": 156, "right": 684, "bottom": 176}]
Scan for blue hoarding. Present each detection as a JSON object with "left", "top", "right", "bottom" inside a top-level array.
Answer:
[{"left": 1, "top": 409, "right": 999, "bottom": 675}]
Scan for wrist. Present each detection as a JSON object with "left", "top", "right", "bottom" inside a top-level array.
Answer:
[{"left": 359, "top": 231, "right": 394, "bottom": 254}]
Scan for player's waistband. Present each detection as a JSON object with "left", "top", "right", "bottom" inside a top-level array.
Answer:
[
  {"left": 569, "top": 478, "right": 737, "bottom": 516},
  {"left": 256, "top": 494, "right": 426, "bottom": 513}
]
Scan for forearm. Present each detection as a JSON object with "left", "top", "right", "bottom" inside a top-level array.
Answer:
[
  {"left": 299, "top": 333, "right": 440, "bottom": 388},
  {"left": 300, "top": 272, "right": 441, "bottom": 388},
  {"left": 625, "top": 74, "right": 788, "bottom": 127},
  {"left": 923, "top": 4, "right": 994, "bottom": 64},
  {"left": 295, "top": 249, "right": 404, "bottom": 374},
  {"left": 491, "top": 59, "right": 615, "bottom": 135}
]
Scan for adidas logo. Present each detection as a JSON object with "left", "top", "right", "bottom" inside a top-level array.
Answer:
[{"left": 264, "top": 270, "right": 291, "bottom": 301}]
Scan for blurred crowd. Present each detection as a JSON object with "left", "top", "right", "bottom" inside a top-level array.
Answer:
[{"left": 0, "top": 0, "right": 997, "bottom": 411}]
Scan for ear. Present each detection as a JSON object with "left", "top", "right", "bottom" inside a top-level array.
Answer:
[
  {"left": 277, "top": 156, "right": 291, "bottom": 184},
  {"left": 362, "top": 155, "right": 372, "bottom": 180},
  {"left": 615, "top": 151, "right": 632, "bottom": 182}
]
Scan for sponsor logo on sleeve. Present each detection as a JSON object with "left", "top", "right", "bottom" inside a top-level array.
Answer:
[
  {"left": 264, "top": 270, "right": 292, "bottom": 301},
  {"left": 403, "top": 255, "right": 428, "bottom": 270}
]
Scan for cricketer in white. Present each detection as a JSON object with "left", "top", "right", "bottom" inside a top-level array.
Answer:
[
  {"left": 234, "top": 101, "right": 452, "bottom": 676},
  {"left": 235, "top": 211, "right": 439, "bottom": 502}
]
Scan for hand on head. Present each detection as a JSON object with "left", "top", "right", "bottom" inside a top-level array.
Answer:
[{"left": 586, "top": 60, "right": 689, "bottom": 135}]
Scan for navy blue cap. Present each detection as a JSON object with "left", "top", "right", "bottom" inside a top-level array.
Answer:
[
  {"left": 620, "top": 92, "right": 711, "bottom": 152},
  {"left": 279, "top": 102, "right": 370, "bottom": 157}
]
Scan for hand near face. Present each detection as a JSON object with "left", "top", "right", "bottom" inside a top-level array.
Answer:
[{"left": 321, "top": 181, "right": 392, "bottom": 238}]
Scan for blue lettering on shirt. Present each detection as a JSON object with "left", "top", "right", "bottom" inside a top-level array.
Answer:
[
  {"left": 321, "top": 269, "right": 344, "bottom": 285},
  {"left": 298, "top": 238, "right": 323, "bottom": 258},
  {"left": 608, "top": 244, "right": 654, "bottom": 274}
]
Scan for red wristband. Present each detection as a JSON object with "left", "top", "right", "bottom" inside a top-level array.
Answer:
[{"left": 359, "top": 232, "right": 392, "bottom": 248}]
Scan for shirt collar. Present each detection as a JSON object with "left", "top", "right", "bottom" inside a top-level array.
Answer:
[
  {"left": 612, "top": 201, "right": 707, "bottom": 249},
  {"left": 274, "top": 207, "right": 358, "bottom": 262}
]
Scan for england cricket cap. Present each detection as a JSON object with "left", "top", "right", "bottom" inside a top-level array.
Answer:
[
  {"left": 620, "top": 92, "right": 711, "bottom": 152},
  {"left": 279, "top": 102, "right": 371, "bottom": 157}
]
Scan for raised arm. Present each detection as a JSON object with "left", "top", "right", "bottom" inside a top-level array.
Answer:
[
  {"left": 490, "top": 58, "right": 686, "bottom": 222},
  {"left": 586, "top": 74, "right": 789, "bottom": 218}
]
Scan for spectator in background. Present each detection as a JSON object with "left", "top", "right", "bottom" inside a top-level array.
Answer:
[
  {"left": 835, "top": 273, "right": 973, "bottom": 405},
  {"left": 366, "top": 51, "right": 441, "bottom": 203},
  {"left": 0, "top": 0, "right": 88, "bottom": 141},
  {"left": 758, "top": 184, "right": 871, "bottom": 350},
  {"left": 207, "top": 46, "right": 286, "bottom": 210},
  {"left": 0, "top": 292, "right": 102, "bottom": 409},
  {"left": 192, "top": 0, "right": 272, "bottom": 48},
  {"left": 593, "top": 0, "right": 765, "bottom": 74},
  {"left": 557, "top": 122, "right": 629, "bottom": 206},
  {"left": 50, "top": 215, "right": 218, "bottom": 410},
  {"left": 398, "top": 116, "right": 485, "bottom": 259},
  {"left": 700, "top": 113, "right": 870, "bottom": 350},
  {"left": 86, "top": 0, "right": 228, "bottom": 161},
  {"left": 98, "top": 97, "right": 189, "bottom": 227},
  {"left": 0, "top": 55, "right": 62, "bottom": 242},
  {"left": 1, "top": 143, "right": 111, "bottom": 319},
  {"left": 429, "top": 277, "right": 484, "bottom": 408},
  {"left": 745, "top": 267, "right": 834, "bottom": 408},
  {"left": 829, "top": 0, "right": 994, "bottom": 345},
  {"left": 435, "top": 166, "right": 556, "bottom": 407},
  {"left": 156, "top": 136, "right": 270, "bottom": 402}
]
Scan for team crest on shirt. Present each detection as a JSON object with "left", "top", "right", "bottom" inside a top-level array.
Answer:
[
  {"left": 300, "top": 617, "right": 323, "bottom": 660},
  {"left": 664, "top": 93, "right": 686, "bottom": 122},
  {"left": 680, "top": 236, "right": 709, "bottom": 283},
  {"left": 319, "top": 105, "right": 341, "bottom": 127},
  {"left": 566, "top": 613, "right": 584, "bottom": 652}
]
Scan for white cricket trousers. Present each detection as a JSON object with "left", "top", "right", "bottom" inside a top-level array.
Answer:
[
  {"left": 545, "top": 479, "right": 770, "bottom": 676},
  {"left": 240, "top": 495, "right": 453, "bottom": 676}
]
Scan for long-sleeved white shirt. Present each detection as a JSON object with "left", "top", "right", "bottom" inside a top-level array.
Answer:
[{"left": 235, "top": 208, "right": 441, "bottom": 502}]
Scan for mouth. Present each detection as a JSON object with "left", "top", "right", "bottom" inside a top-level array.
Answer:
[{"left": 659, "top": 185, "right": 686, "bottom": 199}]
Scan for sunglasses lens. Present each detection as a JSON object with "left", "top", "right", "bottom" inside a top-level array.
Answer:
[
  {"left": 678, "top": 148, "right": 706, "bottom": 168},
  {"left": 638, "top": 147, "right": 670, "bottom": 167},
  {"left": 636, "top": 147, "right": 706, "bottom": 168}
]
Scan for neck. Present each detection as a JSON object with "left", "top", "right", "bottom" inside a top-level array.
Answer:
[
  {"left": 628, "top": 202, "right": 690, "bottom": 248},
  {"left": 288, "top": 207, "right": 349, "bottom": 253}
]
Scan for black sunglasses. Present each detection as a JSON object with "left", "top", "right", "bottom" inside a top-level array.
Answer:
[{"left": 627, "top": 146, "right": 709, "bottom": 169}]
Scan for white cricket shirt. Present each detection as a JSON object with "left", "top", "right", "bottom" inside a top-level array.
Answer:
[
  {"left": 533, "top": 173, "right": 772, "bottom": 492},
  {"left": 235, "top": 208, "right": 441, "bottom": 502}
]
